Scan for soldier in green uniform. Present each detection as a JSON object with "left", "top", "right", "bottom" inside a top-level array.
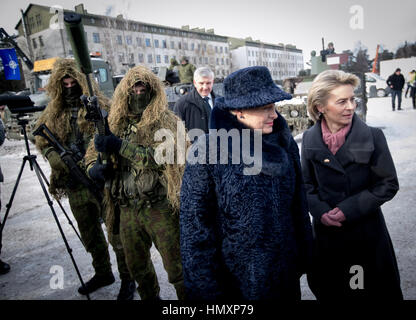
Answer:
[
  {"left": 168, "top": 58, "right": 179, "bottom": 71},
  {"left": 85, "top": 65, "right": 186, "bottom": 300},
  {"left": 178, "top": 56, "right": 196, "bottom": 84},
  {"left": 34, "top": 58, "right": 135, "bottom": 300}
]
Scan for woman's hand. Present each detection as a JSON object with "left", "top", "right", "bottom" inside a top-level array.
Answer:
[
  {"left": 328, "top": 207, "right": 346, "bottom": 222},
  {"left": 321, "top": 213, "right": 342, "bottom": 227},
  {"left": 320, "top": 208, "right": 346, "bottom": 227}
]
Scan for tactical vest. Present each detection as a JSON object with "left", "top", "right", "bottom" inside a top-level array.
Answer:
[{"left": 111, "top": 120, "right": 166, "bottom": 206}]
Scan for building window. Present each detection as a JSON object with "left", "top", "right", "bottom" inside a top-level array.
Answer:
[
  {"left": 39, "top": 36, "right": 44, "bottom": 47},
  {"left": 93, "top": 33, "right": 100, "bottom": 43},
  {"left": 137, "top": 37, "right": 142, "bottom": 46},
  {"left": 191, "top": 43, "right": 194, "bottom": 51},
  {"left": 226, "top": 58, "right": 229, "bottom": 65},
  {"left": 156, "top": 55, "right": 161, "bottom": 63},
  {"left": 204, "top": 57, "right": 208, "bottom": 64},
  {"left": 184, "top": 42, "right": 188, "bottom": 50},
  {"left": 178, "top": 42, "right": 182, "bottom": 49},
  {"left": 145, "top": 38, "right": 151, "bottom": 47},
  {"left": 221, "top": 58, "right": 224, "bottom": 65},
  {"left": 192, "top": 57, "right": 196, "bottom": 64},
  {"left": 32, "top": 38, "right": 37, "bottom": 49},
  {"left": 147, "top": 54, "right": 153, "bottom": 63},
  {"left": 203, "top": 44, "right": 206, "bottom": 52},
  {"left": 225, "top": 47, "right": 228, "bottom": 53},
  {"left": 129, "top": 53, "right": 134, "bottom": 63},
  {"left": 97, "top": 68, "right": 108, "bottom": 83},
  {"left": 126, "top": 36, "right": 132, "bottom": 45},
  {"left": 36, "top": 14, "right": 42, "bottom": 27},
  {"left": 199, "top": 57, "right": 202, "bottom": 63},
  {"left": 154, "top": 39, "right": 159, "bottom": 48},
  {"left": 164, "top": 55, "right": 169, "bottom": 63},
  {"left": 117, "top": 35, "right": 122, "bottom": 45},
  {"left": 170, "top": 41, "right": 175, "bottom": 49},
  {"left": 29, "top": 17, "right": 35, "bottom": 31},
  {"left": 162, "top": 40, "right": 167, "bottom": 48},
  {"left": 215, "top": 46, "right": 218, "bottom": 53},
  {"left": 118, "top": 53, "right": 124, "bottom": 63},
  {"left": 138, "top": 53, "right": 144, "bottom": 63},
  {"left": 220, "top": 47, "right": 223, "bottom": 53},
  {"left": 216, "top": 58, "right": 219, "bottom": 65}
]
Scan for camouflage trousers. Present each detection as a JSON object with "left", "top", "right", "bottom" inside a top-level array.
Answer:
[
  {"left": 118, "top": 197, "right": 185, "bottom": 300},
  {"left": 67, "top": 185, "right": 131, "bottom": 280}
]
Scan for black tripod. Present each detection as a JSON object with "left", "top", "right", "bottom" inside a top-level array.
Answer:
[{"left": 0, "top": 114, "right": 90, "bottom": 300}]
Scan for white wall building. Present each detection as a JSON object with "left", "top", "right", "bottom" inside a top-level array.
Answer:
[
  {"left": 230, "top": 38, "right": 304, "bottom": 81},
  {"left": 15, "top": 3, "right": 231, "bottom": 79}
]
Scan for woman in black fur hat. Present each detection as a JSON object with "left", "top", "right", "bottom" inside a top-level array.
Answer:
[{"left": 180, "top": 66, "right": 313, "bottom": 300}]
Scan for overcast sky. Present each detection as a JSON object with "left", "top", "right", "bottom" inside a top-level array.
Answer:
[{"left": 2, "top": 0, "right": 416, "bottom": 68}]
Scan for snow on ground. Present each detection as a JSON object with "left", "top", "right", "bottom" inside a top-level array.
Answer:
[{"left": 0, "top": 96, "right": 415, "bottom": 300}]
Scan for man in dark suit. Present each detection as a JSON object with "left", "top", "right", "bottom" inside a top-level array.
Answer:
[{"left": 173, "top": 67, "right": 215, "bottom": 138}]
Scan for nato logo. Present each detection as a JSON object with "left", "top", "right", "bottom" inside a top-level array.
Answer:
[{"left": 0, "top": 48, "right": 21, "bottom": 80}]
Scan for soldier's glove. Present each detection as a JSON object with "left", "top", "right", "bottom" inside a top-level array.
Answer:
[
  {"left": 46, "top": 150, "right": 69, "bottom": 174},
  {"left": 94, "top": 133, "right": 122, "bottom": 154},
  {"left": 88, "top": 159, "right": 110, "bottom": 187}
]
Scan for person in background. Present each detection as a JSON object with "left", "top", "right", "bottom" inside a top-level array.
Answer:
[
  {"left": 405, "top": 70, "right": 416, "bottom": 109},
  {"left": 0, "top": 116, "right": 10, "bottom": 275},
  {"left": 173, "top": 67, "right": 216, "bottom": 136},
  {"left": 178, "top": 56, "right": 196, "bottom": 84},
  {"left": 386, "top": 68, "right": 405, "bottom": 111},
  {"left": 302, "top": 69, "right": 403, "bottom": 300}
]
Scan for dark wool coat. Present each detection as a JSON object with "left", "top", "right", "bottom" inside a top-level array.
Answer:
[
  {"left": 180, "top": 106, "right": 313, "bottom": 300},
  {"left": 301, "top": 114, "right": 403, "bottom": 300},
  {"left": 173, "top": 87, "right": 216, "bottom": 134}
]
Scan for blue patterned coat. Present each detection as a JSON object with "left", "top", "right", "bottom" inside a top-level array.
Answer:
[{"left": 180, "top": 106, "right": 313, "bottom": 300}]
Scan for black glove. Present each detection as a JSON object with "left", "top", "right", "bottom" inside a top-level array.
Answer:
[
  {"left": 94, "top": 133, "right": 122, "bottom": 154},
  {"left": 88, "top": 160, "right": 110, "bottom": 187}
]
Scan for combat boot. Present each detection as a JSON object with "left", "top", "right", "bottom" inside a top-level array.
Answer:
[
  {"left": 0, "top": 259, "right": 10, "bottom": 275},
  {"left": 117, "top": 279, "right": 136, "bottom": 300},
  {"left": 78, "top": 272, "right": 115, "bottom": 295}
]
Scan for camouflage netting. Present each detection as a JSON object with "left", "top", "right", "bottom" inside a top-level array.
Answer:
[
  {"left": 34, "top": 58, "right": 110, "bottom": 198},
  {"left": 86, "top": 65, "right": 186, "bottom": 220}
]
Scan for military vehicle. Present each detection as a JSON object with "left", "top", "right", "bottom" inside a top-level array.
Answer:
[{"left": 275, "top": 96, "right": 311, "bottom": 137}]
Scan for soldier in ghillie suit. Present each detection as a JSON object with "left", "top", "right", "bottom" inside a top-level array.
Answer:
[
  {"left": 34, "top": 58, "right": 136, "bottom": 300},
  {"left": 178, "top": 56, "right": 196, "bottom": 84},
  {"left": 85, "top": 65, "right": 186, "bottom": 300}
]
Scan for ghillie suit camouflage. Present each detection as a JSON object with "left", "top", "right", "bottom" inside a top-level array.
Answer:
[
  {"left": 86, "top": 65, "right": 186, "bottom": 300},
  {"left": 34, "top": 58, "right": 133, "bottom": 297}
]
